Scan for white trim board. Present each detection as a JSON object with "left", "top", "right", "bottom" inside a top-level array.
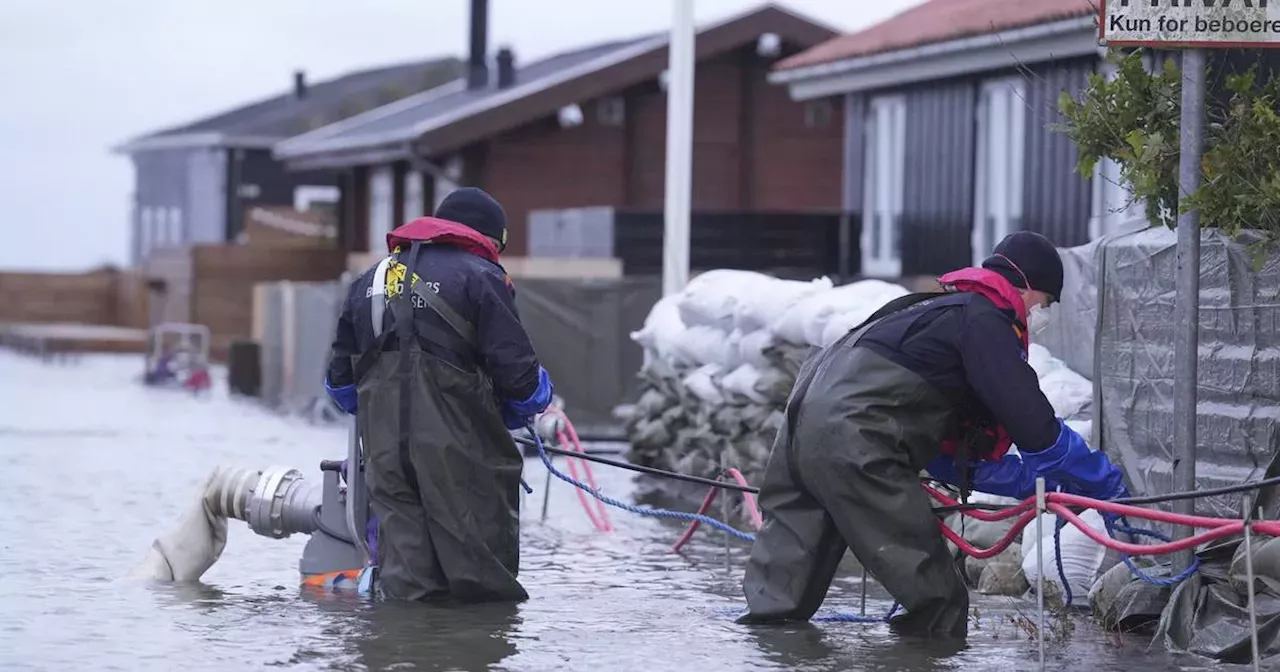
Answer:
[{"left": 774, "top": 17, "right": 1101, "bottom": 101}]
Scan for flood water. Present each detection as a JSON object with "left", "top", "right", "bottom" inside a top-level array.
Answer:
[{"left": 0, "top": 352, "right": 1243, "bottom": 671}]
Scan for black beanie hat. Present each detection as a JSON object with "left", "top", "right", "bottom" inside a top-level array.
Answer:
[
  {"left": 981, "top": 231, "right": 1064, "bottom": 301},
  {"left": 434, "top": 187, "right": 508, "bottom": 250}
]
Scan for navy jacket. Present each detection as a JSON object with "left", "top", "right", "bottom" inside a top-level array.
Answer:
[
  {"left": 326, "top": 232, "right": 541, "bottom": 404},
  {"left": 859, "top": 291, "right": 1060, "bottom": 451}
]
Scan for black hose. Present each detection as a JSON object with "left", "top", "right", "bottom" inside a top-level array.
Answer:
[
  {"left": 515, "top": 433, "right": 1280, "bottom": 511},
  {"left": 511, "top": 435, "right": 759, "bottom": 494}
]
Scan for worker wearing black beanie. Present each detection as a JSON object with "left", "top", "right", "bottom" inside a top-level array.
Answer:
[{"left": 740, "top": 229, "right": 1126, "bottom": 639}]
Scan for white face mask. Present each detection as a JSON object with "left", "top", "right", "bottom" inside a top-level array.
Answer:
[{"left": 1027, "top": 304, "right": 1052, "bottom": 335}]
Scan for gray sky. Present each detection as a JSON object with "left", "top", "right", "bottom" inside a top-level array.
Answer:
[{"left": 0, "top": 0, "right": 921, "bottom": 272}]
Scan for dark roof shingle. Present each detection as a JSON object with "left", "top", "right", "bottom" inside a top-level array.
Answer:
[
  {"left": 776, "top": 0, "right": 1098, "bottom": 72},
  {"left": 117, "top": 57, "right": 463, "bottom": 152}
]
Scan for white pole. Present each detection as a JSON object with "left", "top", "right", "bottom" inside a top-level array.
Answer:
[{"left": 662, "top": 0, "right": 695, "bottom": 297}]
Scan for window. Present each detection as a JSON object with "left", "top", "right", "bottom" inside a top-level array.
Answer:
[
  {"left": 403, "top": 170, "right": 425, "bottom": 221},
  {"left": 140, "top": 207, "right": 154, "bottom": 257},
  {"left": 972, "top": 77, "right": 1027, "bottom": 265},
  {"left": 294, "top": 185, "right": 339, "bottom": 212},
  {"left": 804, "top": 99, "right": 833, "bottom": 128},
  {"left": 169, "top": 207, "right": 183, "bottom": 246},
  {"left": 367, "top": 167, "right": 394, "bottom": 252},
  {"left": 433, "top": 157, "right": 462, "bottom": 213},
  {"left": 861, "top": 95, "right": 906, "bottom": 277},
  {"left": 597, "top": 97, "right": 625, "bottom": 127}
]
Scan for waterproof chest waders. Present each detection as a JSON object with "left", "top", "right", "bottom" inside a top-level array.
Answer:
[
  {"left": 353, "top": 242, "right": 528, "bottom": 603},
  {"left": 739, "top": 292, "right": 971, "bottom": 638}
]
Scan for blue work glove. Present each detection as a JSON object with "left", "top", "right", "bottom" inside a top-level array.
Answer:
[
  {"left": 926, "top": 453, "right": 1062, "bottom": 501},
  {"left": 1019, "top": 419, "right": 1129, "bottom": 501},
  {"left": 504, "top": 366, "right": 555, "bottom": 416},
  {"left": 324, "top": 378, "right": 358, "bottom": 415}
]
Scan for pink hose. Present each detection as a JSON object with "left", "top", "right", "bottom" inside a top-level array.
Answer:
[{"left": 547, "top": 407, "right": 1279, "bottom": 557}]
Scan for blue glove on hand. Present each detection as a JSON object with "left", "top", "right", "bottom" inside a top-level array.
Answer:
[
  {"left": 501, "top": 366, "right": 555, "bottom": 431},
  {"left": 324, "top": 378, "right": 357, "bottom": 415},
  {"left": 1019, "top": 420, "right": 1128, "bottom": 500},
  {"left": 926, "top": 453, "right": 1062, "bottom": 500}
]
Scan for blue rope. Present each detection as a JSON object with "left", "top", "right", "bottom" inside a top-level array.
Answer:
[
  {"left": 529, "top": 427, "right": 902, "bottom": 623},
  {"left": 1053, "top": 515, "right": 1075, "bottom": 607},
  {"left": 1103, "top": 512, "right": 1201, "bottom": 587},
  {"left": 527, "top": 427, "right": 757, "bottom": 542},
  {"left": 709, "top": 604, "right": 901, "bottom": 623}
]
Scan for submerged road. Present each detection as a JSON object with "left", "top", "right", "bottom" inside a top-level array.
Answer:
[{"left": 0, "top": 352, "right": 1230, "bottom": 671}]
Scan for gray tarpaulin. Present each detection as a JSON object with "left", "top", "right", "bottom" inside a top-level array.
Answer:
[
  {"left": 1096, "top": 227, "right": 1280, "bottom": 522},
  {"left": 512, "top": 276, "right": 662, "bottom": 430}
]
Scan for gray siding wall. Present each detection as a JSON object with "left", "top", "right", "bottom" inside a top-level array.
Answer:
[
  {"left": 131, "top": 149, "right": 192, "bottom": 265},
  {"left": 1022, "top": 57, "right": 1096, "bottom": 248},
  {"left": 900, "top": 81, "right": 976, "bottom": 276},
  {"left": 186, "top": 148, "right": 227, "bottom": 245}
]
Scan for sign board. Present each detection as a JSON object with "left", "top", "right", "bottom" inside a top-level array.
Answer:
[{"left": 1100, "top": 0, "right": 1280, "bottom": 47}]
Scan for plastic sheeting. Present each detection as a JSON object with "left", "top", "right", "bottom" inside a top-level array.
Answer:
[
  {"left": 512, "top": 277, "right": 661, "bottom": 429},
  {"left": 1096, "top": 227, "right": 1280, "bottom": 521}
]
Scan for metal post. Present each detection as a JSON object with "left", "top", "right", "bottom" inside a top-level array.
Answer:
[
  {"left": 661, "top": 0, "right": 695, "bottom": 297},
  {"left": 1035, "top": 477, "right": 1047, "bottom": 671},
  {"left": 1172, "top": 49, "right": 1206, "bottom": 574},
  {"left": 1244, "top": 495, "right": 1261, "bottom": 672},
  {"left": 720, "top": 452, "right": 731, "bottom": 571},
  {"left": 859, "top": 568, "right": 868, "bottom": 617},
  {"left": 540, "top": 455, "right": 554, "bottom": 522}
]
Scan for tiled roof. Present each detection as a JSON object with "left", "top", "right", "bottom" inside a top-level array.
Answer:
[{"left": 776, "top": 0, "right": 1098, "bottom": 72}]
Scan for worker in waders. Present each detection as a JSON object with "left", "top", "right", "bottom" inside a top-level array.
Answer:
[
  {"left": 738, "top": 232, "right": 1129, "bottom": 637},
  {"left": 323, "top": 187, "right": 554, "bottom": 602}
]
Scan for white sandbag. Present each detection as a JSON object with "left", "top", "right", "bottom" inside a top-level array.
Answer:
[
  {"left": 128, "top": 469, "right": 229, "bottom": 582},
  {"left": 1066, "top": 419, "right": 1093, "bottom": 442},
  {"left": 676, "top": 270, "right": 776, "bottom": 330},
  {"left": 771, "top": 280, "right": 911, "bottom": 348},
  {"left": 1022, "top": 508, "right": 1120, "bottom": 601},
  {"left": 1027, "top": 343, "right": 1065, "bottom": 379},
  {"left": 720, "top": 363, "right": 769, "bottom": 405},
  {"left": 732, "top": 276, "right": 835, "bottom": 332},
  {"left": 667, "top": 325, "right": 733, "bottom": 368},
  {"left": 737, "top": 328, "right": 775, "bottom": 369},
  {"left": 630, "top": 295, "right": 686, "bottom": 363},
  {"left": 682, "top": 363, "right": 726, "bottom": 406},
  {"left": 1040, "top": 366, "right": 1093, "bottom": 419}
]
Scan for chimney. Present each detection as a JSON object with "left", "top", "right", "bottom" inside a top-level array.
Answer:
[
  {"left": 467, "top": 0, "right": 489, "bottom": 90},
  {"left": 293, "top": 70, "right": 307, "bottom": 99},
  {"left": 496, "top": 47, "right": 516, "bottom": 89}
]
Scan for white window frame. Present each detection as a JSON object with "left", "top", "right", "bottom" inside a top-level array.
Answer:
[
  {"left": 972, "top": 76, "right": 1027, "bottom": 265},
  {"left": 140, "top": 207, "right": 154, "bottom": 257},
  {"left": 367, "top": 166, "right": 395, "bottom": 252},
  {"left": 294, "top": 185, "right": 340, "bottom": 212},
  {"left": 861, "top": 94, "right": 906, "bottom": 277},
  {"left": 170, "top": 207, "right": 184, "bottom": 246},
  {"left": 403, "top": 170, "right": 425, "bottom": 221}
]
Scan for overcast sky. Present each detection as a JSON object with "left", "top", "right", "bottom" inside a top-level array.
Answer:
[{"left": 0, "top": 0, "right": 921, "bottom": 272}]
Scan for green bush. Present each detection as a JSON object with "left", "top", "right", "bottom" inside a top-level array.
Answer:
[{"left": 1057, "top": 49, "right": 1280, "bottom": 238}]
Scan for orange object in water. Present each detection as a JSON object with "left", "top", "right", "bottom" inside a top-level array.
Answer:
[{"left": 300, "top": 569, "right": 362, "bottom": 590}]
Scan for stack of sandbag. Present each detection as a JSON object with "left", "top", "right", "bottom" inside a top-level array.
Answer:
[{"left": 624, "top": 270, "right": 912, "bottom": 485}]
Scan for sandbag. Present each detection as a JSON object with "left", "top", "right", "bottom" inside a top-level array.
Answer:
[
  {"left": 682, "top": 364, "right": 726, "bottom": 406},
  {"left": 770, "top": 279, "right": 911, "bottom": 347},
  {"left": 732, "top": 276, "right": 834, "bottom": 332},
  {"left": 676, "top": 270, "right": 777, "bottom": 330},
  {"left": 668, "top": 325, "right": 735, "bottom": 368},
  {"left": 1022, "top": 509, "right": 1119, "bottom": 602},
  {"left": 630, "top": 295, "right": 686, "bottom": 363},
  {"left": 737, "top": 329, "right": 775, "bottom": 369},
  {"left": 720, "top": 363, "right": 769, "bottom": 405}
]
